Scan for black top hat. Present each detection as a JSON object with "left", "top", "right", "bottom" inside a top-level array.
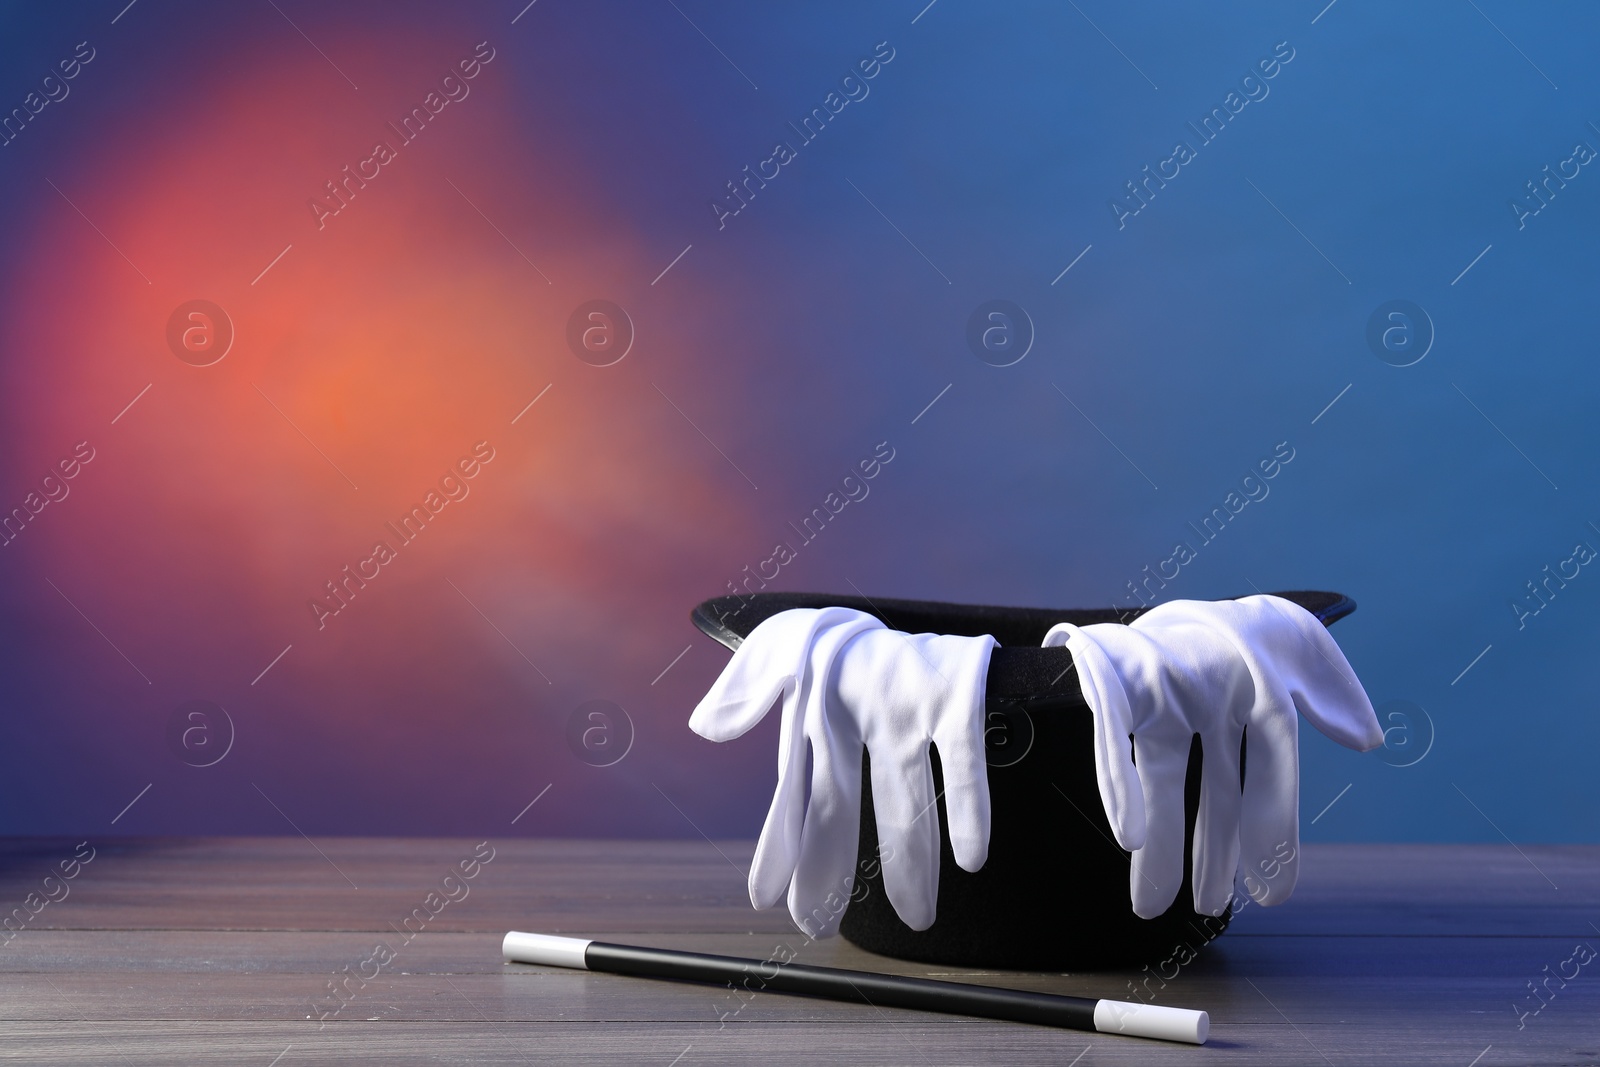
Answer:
[{"left": 691, "top": 590, "right": 1356, "bottom": 970}]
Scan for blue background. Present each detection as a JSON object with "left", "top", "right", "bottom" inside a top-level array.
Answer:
[{"left": 0, "top": 0, "right": 1595, "bottom": 843}]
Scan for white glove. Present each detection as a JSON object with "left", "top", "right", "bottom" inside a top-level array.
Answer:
[
  {"left": 688, "top": 607, "right": 995, "bottom": 938},
  {"left": 1043, "top": 595, "right": 1383, "bottom": 919}
]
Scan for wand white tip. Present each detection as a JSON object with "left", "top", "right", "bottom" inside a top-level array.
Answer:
[
  {"left": 503, "top": 931, "right": 592, "bottom": 970},
  {"left": 1094, "top": 999, "right": 1209, "bottom": 1044}
]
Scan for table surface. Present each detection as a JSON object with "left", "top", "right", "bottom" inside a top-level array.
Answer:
[{"left": 0, "top": 837, "right": 1595, "bottom": 1065}]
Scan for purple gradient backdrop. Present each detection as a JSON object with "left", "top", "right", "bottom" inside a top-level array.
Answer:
[{"left": 2, "top": 0, "right": 1598, "bottom": 842}]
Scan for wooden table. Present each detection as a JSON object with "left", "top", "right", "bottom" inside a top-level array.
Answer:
[{"left": 1, "top": 838, "right": 1595, "bottom": 1064}]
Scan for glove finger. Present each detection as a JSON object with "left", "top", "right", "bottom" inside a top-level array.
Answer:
[
  {"left": 772, "top": 609, "right": 879, "bottom": 931},
  {"left": 1191, "top": 725, "right": 1243, "bottom": 917},
  {"left": 928, "top": 635, "right": 996, "bottom": 873},
  {"left": 1044, "top": 624, "right": 1146, "bottom": 851},
  {"left": 930, "top": 730, "right": 989, "bottom": 874},
  {"left": 689, "top": 609, "right": 841, "bottom": 741},
  {"left": 744, "top": 608, "right": 881, "bottom": 910},
  {"left": 1128, "top": 731, "right": 1190, "bottom": 919},
  {"left": 1236, "top": 596, "right": 1383, "bottom": 751},
  {"left": 1235, "top": 690, "right": 1301, "bottom": 907},
  {"left": 868, "top": 745, "right": 942, "bottom": 932},
  {"left": 746, "top": 702, "right": 812, "bottom": 911},
  {"left": 786, "top": 733, "right": 864, "bottom": 939}
]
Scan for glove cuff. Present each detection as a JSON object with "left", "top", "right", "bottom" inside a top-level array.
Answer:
[{"left": 693, "top": 589, "right": 1356, "bottom": 731}]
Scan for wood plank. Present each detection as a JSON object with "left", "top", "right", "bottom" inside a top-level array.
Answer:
[
  {"left": 5, "top": 839, "right": 1594, "bottom": 935},
  {"left": 0, "top": 838, "right": 1594, "bottom": 1065},
  {"left": 2, "top": 953, "right": 1596, "bottom": 1023},
  {"left": 4, "top": 929, "right": 1597, "bottom": 982},
  {"left": 0, "top": 1019, "right": 1585, "bottom": 1067}
]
